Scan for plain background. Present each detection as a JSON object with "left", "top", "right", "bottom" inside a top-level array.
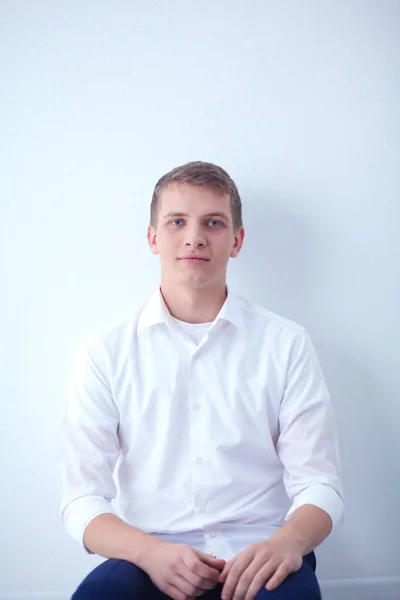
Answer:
[{"left": 1, "top": 1, "right": 399, "bottom": 599}]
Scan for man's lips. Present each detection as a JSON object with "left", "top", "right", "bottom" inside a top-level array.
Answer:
[{"left": 179, "top": 257, "right": 210, "bottom": 263}]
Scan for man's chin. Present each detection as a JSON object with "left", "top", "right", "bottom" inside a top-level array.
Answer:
[{"left": 179, "top": 276, "right": 212, "bottom": 289}]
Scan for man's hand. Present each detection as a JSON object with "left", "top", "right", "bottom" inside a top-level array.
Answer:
[
  {"left": 141, "top": 540, "right": 226, "bottom": 600},
  {"left": 219, "top": 536, "right": 303, "bottom": 600}
]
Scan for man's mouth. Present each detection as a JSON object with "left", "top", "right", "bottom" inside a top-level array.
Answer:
[{"left": 179, "top": 256, "right": 210, "bottom": 264}]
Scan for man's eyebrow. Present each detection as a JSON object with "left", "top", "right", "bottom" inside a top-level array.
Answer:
[
  {"left": 162, "top": 212, "right": 230, "bottom": 220},
  {"left": 163, "top": 212, "right": 190, "bottom": 219},
  {"left": 203, "top": 212, "right": 230, "bottom": 220}
]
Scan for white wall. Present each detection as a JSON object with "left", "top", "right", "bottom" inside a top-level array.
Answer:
[{"left": 1, "top": 1, "right": 399, "bottom": 598}]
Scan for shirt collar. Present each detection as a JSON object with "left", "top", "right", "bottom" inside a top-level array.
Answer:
[
  {"left": 137, "top": 288, "right": 170, "bottom": 334},
  {"left": 138, "top": 287, "right": 244, "bottom": 335},
  {"left": 215, "top": 286, "right": 244, "bottom": 332}
]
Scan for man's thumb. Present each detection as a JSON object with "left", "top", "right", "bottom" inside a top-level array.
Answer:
[{"left": 196, "top": 550, "right": 226, "bottom": 568}]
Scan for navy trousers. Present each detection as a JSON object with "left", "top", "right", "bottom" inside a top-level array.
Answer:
[{"left": 72, "top": 551, "right": 321, "bottom": 599}]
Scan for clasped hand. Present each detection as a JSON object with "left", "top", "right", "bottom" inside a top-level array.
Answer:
[
  {"left": 219, "top": 536, "right": 303, "bottom": 600},
  {"left": 142, "top": 535, "right": 302, "bottom": 600}
]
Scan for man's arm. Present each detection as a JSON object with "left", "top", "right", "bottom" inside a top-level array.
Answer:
[
  {"left": 277, "top": 326, "right": 344, "bottom": 529},
  {"left": 83, "top": 513, "right": 156, "bottom": 565},
  {"left": 270, "top": 504, "right": 332, "bottom": 558},
  {"left": 61, "top": 335, "right": 225, "bottom": 600},
  {"left": 219, "top": 327, "right": 343, "bottom": 600},
  {"left": 61, "top": 333, "right": 121, "bottom": 552},
  {"left": 84, "top": 511, "right": 226, "bottom": 600},
  {"left": 219, "top": 505, "right": 331, "bottom": 600}
]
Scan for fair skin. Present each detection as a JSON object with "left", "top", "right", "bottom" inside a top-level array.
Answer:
[
  {"left": 84, "top": 182, "right": 332, "bottom": 599},
  {"left": 218, "top": 504, "right": 332, "bottom": 600},
  {"left": 84, "top": 514, "right": 225, "bottom": 599},
  {"left": 85, "top": 183, "right": 243, "bottom": 600},
  {"left": 147, "top": 182, "right": 244, "bottom": 323}
]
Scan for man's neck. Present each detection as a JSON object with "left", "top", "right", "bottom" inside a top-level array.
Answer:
[{"left": 160, "top": 281, "right": 227, "bottom": 324}]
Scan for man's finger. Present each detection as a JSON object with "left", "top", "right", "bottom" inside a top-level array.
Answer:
[
  {"left": 196, "top": 550, "right": 226, "bottom": 570},
  {"left": 164, "top": 581, "right": 195, "bottom": 600},
  {"left": 179, "top": 562, "right": 218, "bottom": 592},
  {"left": 229, "top": 563, "right": 260, "bottom": 600},
  {"left": 265, "top": 561, "right": 292, "bottom": 592},
  {"left": 241, "top": 560, "right": 277, "bottom": 600},
  {"left": 221, "top": 556, "right": 253, "bottom": 600},
  {"left": 219, "top": 560, "right": 233, "bottom": 583},
  {"left": 173, "top": 572, "right": 204, "bottom": 596},
  {"left": 183, "top": 552, "right": 221, "bottom": 582},
  {"left": 229, "top": 556, "right": 273, "bottom": 600}
]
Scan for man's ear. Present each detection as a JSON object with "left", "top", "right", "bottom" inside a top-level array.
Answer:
[
  {"left": 230, "top": 226, "right": 245, "bottom": 258},
  {"left": 147, "top": 225, "right": 159, "bottom": 255}
]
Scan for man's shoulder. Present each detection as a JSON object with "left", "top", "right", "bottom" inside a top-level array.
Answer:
[
  {"left": 235, "top": 293, "right": 305, "bottom": 339},
  {"left": 78, "top": 302, "right": 146, "bottom": 355}
]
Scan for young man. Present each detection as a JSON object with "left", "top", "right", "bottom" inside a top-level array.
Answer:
[{"left": 61, "top": 161, "right": 343, "bottom": 600}]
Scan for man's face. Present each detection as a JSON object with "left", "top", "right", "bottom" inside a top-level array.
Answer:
[{"left": 148, "top": 183, "right": 244, "bottom": 289}]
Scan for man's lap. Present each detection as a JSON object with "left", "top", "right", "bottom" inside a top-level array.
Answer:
[{"left": 72, "top": 553, "right": 321, "bottom": 599}]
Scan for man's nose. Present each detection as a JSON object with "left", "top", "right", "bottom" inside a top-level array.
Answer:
[{"left": 185, "top": 226, "right": 207, "bottom": 248}]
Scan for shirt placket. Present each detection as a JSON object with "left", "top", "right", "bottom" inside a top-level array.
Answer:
[
  {"left": 187, "top": 341, "right": 228, "bottom": 559},
  {"left": 188, "top": 346, "right": 209, "bottom": 518}
]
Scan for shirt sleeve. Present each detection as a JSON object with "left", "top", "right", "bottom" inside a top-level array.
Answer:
[
  {"left": 277, "top": 327, "right": 344, "bottom": 531},
  {"left": 60, "top": 333, "right": 120, "bottom": 553}
]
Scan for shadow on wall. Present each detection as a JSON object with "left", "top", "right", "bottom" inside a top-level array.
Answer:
[{"left": 230, "top": 193, "right": 399, "bottom": 579}]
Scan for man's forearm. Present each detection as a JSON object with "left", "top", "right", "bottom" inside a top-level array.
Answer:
[
  {"left": 271, "top": 504, "right": 333, "bottom": 555},
  {"left": 83, "top": 513, "right": 158, "bottom": 567}
]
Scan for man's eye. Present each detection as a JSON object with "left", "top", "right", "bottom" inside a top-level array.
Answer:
[
  {"left": 171, "top": 219, "right": 183, "bottom": 226},
  {"left": 208, "top": 220, "right": 222, "bottom": 227}
]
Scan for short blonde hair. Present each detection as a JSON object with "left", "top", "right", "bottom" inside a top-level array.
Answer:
[{"left": 150, "top": 161, "right": 243, "bottom": 230}]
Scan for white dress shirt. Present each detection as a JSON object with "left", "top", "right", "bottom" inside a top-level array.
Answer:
[{"left": 61, "top": 288, "right": 343, "bottom": 560}]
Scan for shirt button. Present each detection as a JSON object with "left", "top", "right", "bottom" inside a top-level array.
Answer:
[
  {"left": 194, "top": 404, "right": 201, "bottom": 411},
  {"left": 200, "top": 508, "right": 207, "bottom": 514},
  {"left": 196, "top": 457, "right": 204, "bottom": 465},
  {"left": 210, "top": 531, "right": 217, "bottom": 537}
]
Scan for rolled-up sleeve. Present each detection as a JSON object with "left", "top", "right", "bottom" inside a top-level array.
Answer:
[
  {"left": 277, "top": 327, "right": 344, "bottom": 531},
  {"left": 60, "top": 333, "right": 120, "bottom": 552}
]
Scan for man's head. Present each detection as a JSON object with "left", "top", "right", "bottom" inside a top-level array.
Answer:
[
  {"left": 150, "top": 161, "right": 243, "bottom": 231},
  {"left": 147, "top": 161, "right": 245, "bottom": 290}
]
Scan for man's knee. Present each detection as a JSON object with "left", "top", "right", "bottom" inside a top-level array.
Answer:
[
  {"left": 71, "top": 559, "right": 154, "bottom": 599},
  {"left": 73, "top": 580, "right": 143, "bottom": 599},
  {"left": 72, "top": 580, "right": 101, "bottom": 599}
]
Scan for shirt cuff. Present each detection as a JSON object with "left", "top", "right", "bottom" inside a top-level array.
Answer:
[
  {"left": 62, "top": 495, "right": 117, "bottom": 554},
  {"left": 285, "top": 483, "right": 344, "bottom": 531}
]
